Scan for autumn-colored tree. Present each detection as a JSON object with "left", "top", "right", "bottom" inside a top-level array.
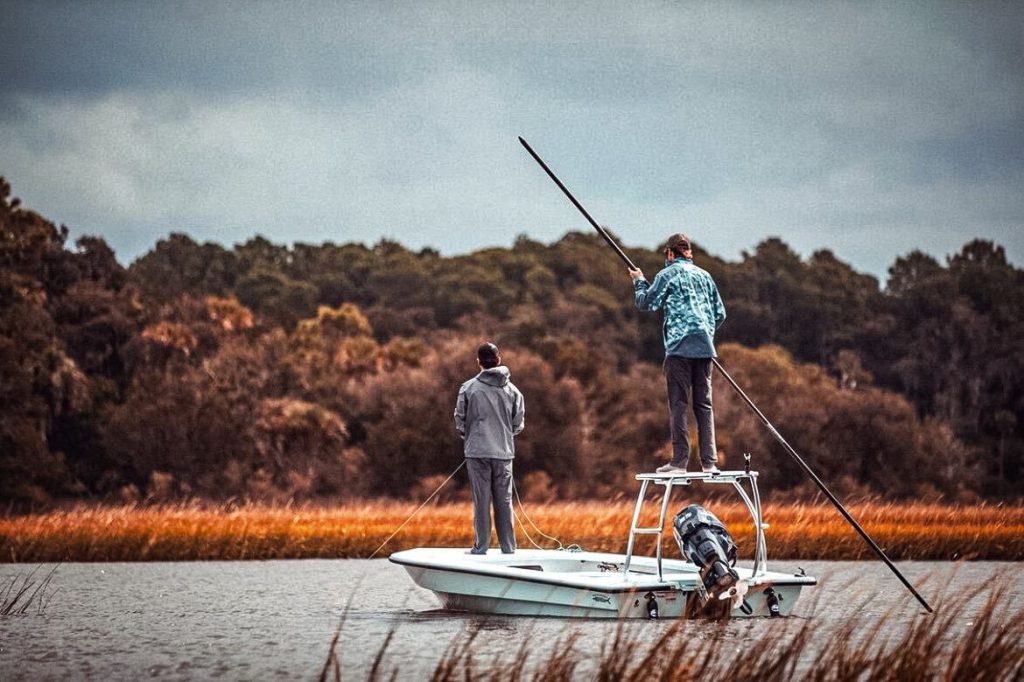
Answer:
[{"left": 2, "top": 174, "right": 1020, "bottom": 503}]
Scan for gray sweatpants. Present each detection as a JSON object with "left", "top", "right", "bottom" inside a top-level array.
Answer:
[
  {"left": 466, "top": 457, "right": 515, "bottom": 554},
  {"left": 664, "top": 356, "right": 718, "bottom": 467}
]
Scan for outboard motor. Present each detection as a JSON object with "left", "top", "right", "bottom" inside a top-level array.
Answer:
[{"left": 673, "top": 505, "right": 740, "bottom": 600}]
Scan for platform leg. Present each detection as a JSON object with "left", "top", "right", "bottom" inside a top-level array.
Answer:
[
  {"left": 655, "top": 481, "right": 674, "bottom": 581},
  {"left": 624, "top": 479, "right": 650, "bottom": 575}
]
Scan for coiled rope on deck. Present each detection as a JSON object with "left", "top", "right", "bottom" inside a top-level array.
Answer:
[{"left": 512, "top": 479, "right": 582, "bottom": 552}]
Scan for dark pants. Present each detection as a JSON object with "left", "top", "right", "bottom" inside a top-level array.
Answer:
[
  {"left": 664, "top": 356, "right": 718, "bottom": 467},
  {"left": 466, "top": 457, "right": 515, "bottom": 554}
]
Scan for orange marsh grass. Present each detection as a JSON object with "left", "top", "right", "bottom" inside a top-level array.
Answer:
[{"left": 2, "top": 500, "right": 1023, "bottom": 562}]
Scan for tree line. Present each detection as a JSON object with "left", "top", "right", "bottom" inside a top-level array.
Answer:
[{"left": 1, "top": 177, "right": 1020, "bottom": 505}]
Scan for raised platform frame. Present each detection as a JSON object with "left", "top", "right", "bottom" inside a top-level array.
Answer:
[{"left": 623, "top": 470, "right": 767, "bottom": 581}]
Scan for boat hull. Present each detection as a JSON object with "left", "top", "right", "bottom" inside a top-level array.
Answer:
[{"left": 391, "top": 548, "right": 815, "bottom": 619}]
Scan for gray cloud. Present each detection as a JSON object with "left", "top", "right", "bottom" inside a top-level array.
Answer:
[{"left": 1, "top": 1, "right": 1021, "bottom": 278}]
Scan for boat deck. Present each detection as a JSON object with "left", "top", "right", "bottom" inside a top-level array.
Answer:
[{"left": 390, "top": 547, "right": 815, "bottom": 593}]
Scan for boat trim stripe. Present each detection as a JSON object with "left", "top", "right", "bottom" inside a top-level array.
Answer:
[{"left": 388, "top": 555, "right": 816, "bottom": 593}]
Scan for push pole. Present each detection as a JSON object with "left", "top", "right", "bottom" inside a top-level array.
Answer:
[
  {"left": 518, "top": 136, "right": 934, "bottom": 613},
  {"left": 710, "top": 366, "right": 933, "bottom": 613},
  {"left": 518, "top": 138, "right": 639, "bottom": 271}
]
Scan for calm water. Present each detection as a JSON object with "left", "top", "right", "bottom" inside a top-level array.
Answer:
[{"left": 0, "top": 559, "right": 1020, "bottom": 680}]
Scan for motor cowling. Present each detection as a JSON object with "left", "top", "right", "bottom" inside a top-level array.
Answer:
[{"left": 672, "top": 504, "right": 739, "bottom": 599}]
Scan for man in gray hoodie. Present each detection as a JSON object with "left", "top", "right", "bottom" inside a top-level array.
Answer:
[{"left": 454, "top": 342, "right": 525, "bottom": 555}]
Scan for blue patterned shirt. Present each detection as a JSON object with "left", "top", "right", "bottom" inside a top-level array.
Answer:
[{"left": 634, "top": 258, "right": 726, "bottom": 358}]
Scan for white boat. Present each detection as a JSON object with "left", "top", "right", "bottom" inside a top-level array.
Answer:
[{"left": 390, "top": 470, "right": 817, "bottom": 619}]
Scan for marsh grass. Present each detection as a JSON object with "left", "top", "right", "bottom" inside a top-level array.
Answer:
[
  {"left": 2, "top": 501, "right": 1023, "bottom": 562},
  {"left": 0, "top": 564, "right": 59, "bottom": 615},
  {"left": 323, "top": 583, "right": 1024, "bottom": 681}
]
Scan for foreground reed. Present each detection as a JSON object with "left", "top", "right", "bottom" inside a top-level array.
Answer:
[
  {"left": 1, "top": 564, "right": 59, "bottom": 615},
  {"left": 2, "top": 500, "right": 1023, "bottom": 562},
  {"left": 323, "top": 583, "right": 1024, "bottom": 682}
]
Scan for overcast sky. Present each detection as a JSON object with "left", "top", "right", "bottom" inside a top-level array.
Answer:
[{"left": 2, "top": 1, "right": 1022, "bottom": 278}]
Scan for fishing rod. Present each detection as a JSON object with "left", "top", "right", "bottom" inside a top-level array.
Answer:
[{"left": 518, "top": 136, "right": 933, "bottom": 614}]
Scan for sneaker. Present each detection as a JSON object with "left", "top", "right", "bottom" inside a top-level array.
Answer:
[
  {"left": 701, "top": 464, "right": 720, "bottom": 474},
  {"left": 656, "top": 463, "right": 687, "bottom": 474},
  {"left": 465, "top": 549, "right": 487, "bottom": 555}
]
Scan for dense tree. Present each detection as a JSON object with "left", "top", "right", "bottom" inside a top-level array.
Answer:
[
  {"left": 1, "top": 176, "right": 1021, "bottom": 503},
  {"left": 129, "top": 233, "right": 238, "bottom": 303},
  {"left": 234, "top": 267, "right": 318, "bottom": 329},
  {"left": 714, "top": 239, "right": 886, "bottom": 366},
  {"left": 879, "top": 242, "right": 1024, "bottom": 491},
  {"left": 712, "top": 344, "right": 972, "bottom": 498},
  {"left": 1, "top": 178, "right": 104, "bottom": 501}
]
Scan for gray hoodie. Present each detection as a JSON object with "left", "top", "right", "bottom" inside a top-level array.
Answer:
[{"left": 454, "top": 366, "right": 525, "bottom": 459}]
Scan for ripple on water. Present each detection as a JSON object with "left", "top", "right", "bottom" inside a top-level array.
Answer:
[{"left": 0, "top": 559, "right": 1019, "bottom": 680}]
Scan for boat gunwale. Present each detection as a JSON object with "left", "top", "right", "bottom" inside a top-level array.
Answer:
[{"left": 389, "top": 548, "right": 817, "bottom": 594}]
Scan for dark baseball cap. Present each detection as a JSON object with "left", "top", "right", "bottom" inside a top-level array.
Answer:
[{"left": 661, "top": 233, "right": 692, "bottom": 253}]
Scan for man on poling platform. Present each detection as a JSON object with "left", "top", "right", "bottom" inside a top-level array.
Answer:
[{"left": 629, "top": 233, "right": 726, "bottom": 475}]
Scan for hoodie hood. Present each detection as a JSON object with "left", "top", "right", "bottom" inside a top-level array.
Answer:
[{"left": 476, "top": 366, "right": 510, "bottom": 387}]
